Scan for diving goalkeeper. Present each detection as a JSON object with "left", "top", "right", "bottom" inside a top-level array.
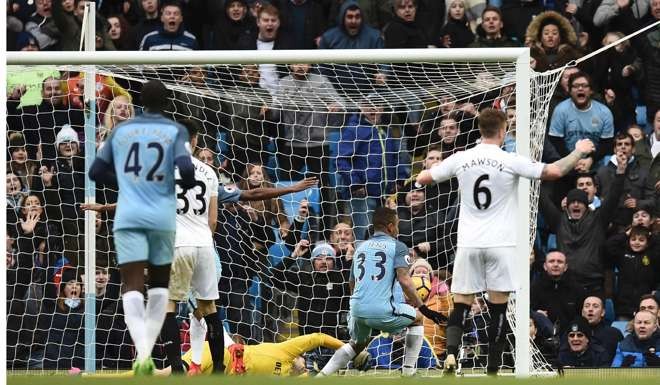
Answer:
[{"left": 82, "top": 332, "right": 344, "bottom": 377}]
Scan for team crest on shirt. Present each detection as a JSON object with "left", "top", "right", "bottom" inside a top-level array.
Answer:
[
  {"left": 224, "top": 186, "right": 236, "bottom": 194},
  {"left": 642, "top": 255, "right": 650, "bottom": 266}
]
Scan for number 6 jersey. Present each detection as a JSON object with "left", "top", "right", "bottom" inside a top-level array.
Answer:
[
  {"left": 429, "top": 143, "right": 544, "bottom": 248},
  {"left": 174, "top": 157, "right": 220, "bottom": 247}
]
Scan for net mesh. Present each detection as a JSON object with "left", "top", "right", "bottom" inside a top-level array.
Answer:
[{"left": 5, "top": 59, "right": 561, "bottom": 374}]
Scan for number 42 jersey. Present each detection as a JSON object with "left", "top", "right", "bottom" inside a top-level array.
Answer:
[
  {"left": 429, "top": 143, "right": 544, "bottom": 248},
  {"left": 97, "top": 113, "right": 190, "bottom": 232}
]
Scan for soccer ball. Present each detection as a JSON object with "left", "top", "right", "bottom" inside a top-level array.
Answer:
[{"left": 412, "top": 275, "right": 432, "bottom": 302}]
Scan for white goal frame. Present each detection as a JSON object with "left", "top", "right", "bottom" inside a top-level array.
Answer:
[{"left": 6, "top": 47, "right": 532, "bottom": 377}]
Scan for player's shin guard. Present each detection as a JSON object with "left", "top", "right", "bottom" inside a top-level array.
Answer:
[
  {"left": 203, "top": 313, "right": 225, "bottom": 373},
  {"left": 318, "top": 343, "right": 356, "bottom": 376},
  {"left": 402, "top": 325, "right": 424, "bottom": 376},
  {"left": 446, "top": 302, "right": 470, "bottom": 357},
  {"left": 161, "top": 312, "right": 184, "bottom": 373},
  {"left": 486, "top": 302, "right": 508, "bottom": 374}
]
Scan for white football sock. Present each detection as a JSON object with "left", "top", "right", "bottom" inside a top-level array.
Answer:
[
  {"left": 144, "top": 288, "right": 169, "bottom": 360},
  {"left": 122, "top": 291, "right": 147, "bottom": 360},
  {"left": 402, "top": 325, "right": 424, "bottom": 376},
  {"left": 318, "top": 343, "right": 356, "bottom": 376},
  {"left": 188, "top": 313, "right": 207, "bottom": 365},
  {"left": 223, "top": 323, "right": 235, "bottom": 348}
]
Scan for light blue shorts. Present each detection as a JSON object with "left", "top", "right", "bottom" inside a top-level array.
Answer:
[
  {"left": 349, "top": 303, "right": 417, "bottom": 344},
  {"left": 114, "top": 229, "right": 175, "bottom": 266}
]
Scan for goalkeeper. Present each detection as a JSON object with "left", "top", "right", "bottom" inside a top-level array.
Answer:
[{"left": 84, "top": 332, "right": 344, "bottom": 377}]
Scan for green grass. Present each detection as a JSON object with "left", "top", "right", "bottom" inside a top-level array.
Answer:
[{"left": 7, "top": 369, "right": 660, "bottom": 385}]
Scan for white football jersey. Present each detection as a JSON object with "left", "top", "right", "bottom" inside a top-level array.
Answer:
[
  {"left": 430, "top": 143, "right": 545, "bottom": 248},
  {"left": 175, "top": 157, "right": 219, "bottom": 247}
]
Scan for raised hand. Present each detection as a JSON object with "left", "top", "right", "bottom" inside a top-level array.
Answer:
[
  {"left": 292, "top": 239, "right": 310, "bottom": 258},
  {"left": 292, "top": 177, "right": 318, "bottom": 192},
  {"left": 20, "top": 211, "right": 40, "bottom": 234},
  {"left": 574, "top": 139, "right": 595, "bottom": 156},
  {"left": 40, "top": 165, "right": 55, "bottom": 187},
  {"left": 615, "top": 150, "right": 628, "bottom": 174}
]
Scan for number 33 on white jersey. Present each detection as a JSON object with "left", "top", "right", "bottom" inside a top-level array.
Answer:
[
  {"left": 430, "top": 143, "right": 544, "bottom": 248},
  {"left": 174, "top": 157, "right": 219, "bottom": 247}
]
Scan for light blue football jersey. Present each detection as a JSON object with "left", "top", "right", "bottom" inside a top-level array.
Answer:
[
  {"left": 350, "top": 232, "right": 410, "bottom": 317},
  {"left": 97, "top": 112, "right": 191, "bottom": 231}
]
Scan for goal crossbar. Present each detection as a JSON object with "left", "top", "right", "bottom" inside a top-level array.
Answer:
[{"left": 7, "top": 48, "right": 529, "bottom": 65}]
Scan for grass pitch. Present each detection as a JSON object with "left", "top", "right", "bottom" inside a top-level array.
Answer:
[{"left": 7, "top": 370, "right": 660, "bottom": 385}]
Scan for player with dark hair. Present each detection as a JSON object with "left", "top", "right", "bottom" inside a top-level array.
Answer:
[
  {"left": 89, "top": 79, "right": 195, "bottom": 375},
  {"left": 417, "top": 108, "right": 595, "bottom": 374},
  {"left": 318, "top": 207, "right": 446, "bottom": 377}
]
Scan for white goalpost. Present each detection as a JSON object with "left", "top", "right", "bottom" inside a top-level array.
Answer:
[{"left": 6, "top": 46, "right": 559, "bottom": 377}]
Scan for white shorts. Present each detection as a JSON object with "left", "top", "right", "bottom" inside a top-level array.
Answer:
[
  {"left": 451, "top": 246, "right": 516, "bottom": 294},
  {"left": 169, "top": 246, "right": 219, "bottom": 301}
]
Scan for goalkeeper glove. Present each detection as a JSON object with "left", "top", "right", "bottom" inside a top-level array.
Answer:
[
  {"left": 419, "top": 305, "right": 447, "bottom": 325},
  {"left": 644, "top": 348, "right": 660, "bottom": 367}
]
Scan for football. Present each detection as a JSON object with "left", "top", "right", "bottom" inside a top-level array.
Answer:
[{"left": 412, "top": 275, "right": 432, "bottom": 302}]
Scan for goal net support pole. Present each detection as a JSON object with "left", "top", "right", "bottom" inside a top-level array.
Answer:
[
  {"left": 82, "top": 2, "right": 97, "bottom": 374},
  {"left": 515, "top": 49, "right": 531, "bottom": 379}
]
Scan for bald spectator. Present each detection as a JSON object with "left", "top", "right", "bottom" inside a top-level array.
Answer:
[
  {"left": 580, "top": 295, "right": 623, "bottom": 363},
  {"left": 531, "top": 250, "right": 585, "bottom": 335},
  {"left": 612, "top": 310, "right": 660, "bottom": 367}
]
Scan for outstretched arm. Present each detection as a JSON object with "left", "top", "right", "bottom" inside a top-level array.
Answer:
[
  {"left": 239, "top": 177, "right": 317, "bottom": 201},
  {"left": 540, "top": 139, "right": 595, "bottom": 181},
  {"left": 81, "top": 202, "right": 117, "bottom": 213}
]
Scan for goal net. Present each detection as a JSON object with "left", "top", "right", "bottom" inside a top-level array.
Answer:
[{"left": 5, "top": 49, "right": 560, "bottom": 375}]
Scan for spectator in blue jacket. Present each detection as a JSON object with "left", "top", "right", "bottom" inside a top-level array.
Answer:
[
  {"left": 611, "top": 310, "right": 660, "bottom": 367},
  {"left": 336, "top": 95, "right": 409, "bottom": 240},
  {"left": 139, "top": 0, "right": 198, "bottom": 51}
]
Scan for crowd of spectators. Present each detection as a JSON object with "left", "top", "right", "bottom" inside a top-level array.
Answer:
[{"left": 6, "top": 0, "right": 660, "bottom": 372}]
